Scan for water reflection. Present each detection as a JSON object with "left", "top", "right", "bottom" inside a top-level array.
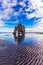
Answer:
[
  {"left": 13, "top": 33, "right": 25, "bottom": 43},
  {"left": 12, "top": 33, "right": 43, "bottom": 46},
  {"left": 13, "top": 33, "right": 39, "bottom": 46},
  {"left": 0, "top": 33, "right": 43, "bottom": 46}
]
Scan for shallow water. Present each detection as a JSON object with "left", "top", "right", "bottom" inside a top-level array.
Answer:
[{"left": 0, "top": 33, "right": 43, "bottom": 47}]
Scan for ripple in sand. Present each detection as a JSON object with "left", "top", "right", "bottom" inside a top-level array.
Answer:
[{"left": 0, "top": 39, "right": 8, "bottom": 49}]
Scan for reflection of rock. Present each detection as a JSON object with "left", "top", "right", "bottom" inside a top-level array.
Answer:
[{"left": 13, "top": 33, "right": 25, "bottom": 43}]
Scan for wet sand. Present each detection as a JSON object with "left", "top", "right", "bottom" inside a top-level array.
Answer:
[{"left": 0, "top": 39, "right": 43, "bottom": 65}]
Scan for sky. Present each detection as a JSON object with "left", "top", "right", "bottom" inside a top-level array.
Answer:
[{"left": 0, "top": 0, "right": 43, "bottom": 32}]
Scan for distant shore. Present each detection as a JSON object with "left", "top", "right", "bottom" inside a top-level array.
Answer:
[{"left": 0, "top": 32, "right": 43, "bottom": 34}]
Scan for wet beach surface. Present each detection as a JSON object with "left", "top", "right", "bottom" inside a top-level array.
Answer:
[
  {"left": 0, "top": 33, "right": 43, "bottom": 65},
  {"left": 0, "top": 41, "right": 43, "bottom": 65}
]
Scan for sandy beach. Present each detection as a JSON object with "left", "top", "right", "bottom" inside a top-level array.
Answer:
[{"left": 0, "top": 39, "right": 43, "bottom": 65}]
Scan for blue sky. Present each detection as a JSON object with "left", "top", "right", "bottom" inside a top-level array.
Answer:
[{"left": 0, "top": 0, "right": 43, "bottom": 32}]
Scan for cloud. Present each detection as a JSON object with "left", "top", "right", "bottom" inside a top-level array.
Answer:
[
  {"left": 0, "top": 20, "right": 5, "bottom": 27},
  {"left": 0, "top": 0, "right": 43, "bottom": 32},
  {"left": 0, "top": 0, "right": 27, "bottom": 20},
  {"left": 10, "top": 20, "right": 19, "bottom": 24},
  {"left": 0, "top": 0, "right": 17, "bottom": 20},
  {"left": 25, "top": 0, "right": 43, "bottom": 19},
  {"left": 19, "top": 1, "right": 26, "bottom": 7},
  {"left": 25, "top": 0, "right": 43, "bottom": 32},
  {"left": 0, "top": 28, "right": 14, "bottom": 32},
  {"left": 26, "top": 19, "right": 43, "bottom": 32},
  {"left": 0, "top": 0, "right": 19, "bottom": 27},
  {"left": 2, "top": 0, "right": 17, "bottom": 8},
  {"left": 33, "top": 19, "right": 43, "bottom": 32},
  {"left": 1, "top": 0, "right": 43, "bottom": 20}
]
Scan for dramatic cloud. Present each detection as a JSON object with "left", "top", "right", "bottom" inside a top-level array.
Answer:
[
  {"left": 25, "top": 0, "right": 43, "bottom": 19},
  {"left": 0, "top": 0, "right": 43, "bottom": 32},
  {"left": 1, "top": 0, "right": 43, "bottom": 20},
  {"left": 0, "top": 0, "right": 43, "bottom": 19}
]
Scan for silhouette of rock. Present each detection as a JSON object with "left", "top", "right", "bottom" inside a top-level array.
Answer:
[
  {"left": 13, "top": 24, "right": 25, "bottom": 35},
  {"left": 13, "top": 24, "right": 25, "bottom": 43}
]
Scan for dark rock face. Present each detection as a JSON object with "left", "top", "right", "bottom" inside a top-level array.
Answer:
[{"left": 13, "top": 24, "right": 25, "bottom": 35}]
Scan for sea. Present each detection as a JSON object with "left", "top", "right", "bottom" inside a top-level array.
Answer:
[{"left": 0, "top": 32, "right": 43, "bottom": 46}]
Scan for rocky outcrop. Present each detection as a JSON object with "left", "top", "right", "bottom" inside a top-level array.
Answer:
[{"left": 13, "top": 24, "right": 25, "bottom": 35}]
